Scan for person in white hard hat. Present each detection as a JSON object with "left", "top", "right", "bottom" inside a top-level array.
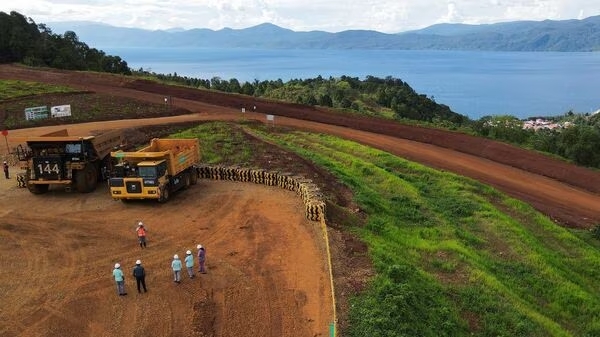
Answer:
[
  {"left": 3, "top": 161, "right": 9, "bottom": 179},
  {"left": 135, "top": 221, "right": 147, "bottom": 249},
  {"left": 197, "top": 244, "right": 207, "bottom": 274},
  {"left": 112, "top": 263, "right": 127, "bottom": 296},
  {"left": 171, "top": 254, "right": 182, "bottom": 283},
  {"left": 184, "top": 250, "right": 195, "bottom": 279},
  {"left": 132, "top": 259, "right": 147, "bottom": 293}
]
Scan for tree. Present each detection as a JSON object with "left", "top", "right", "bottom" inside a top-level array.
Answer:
[{"left": 319, "top": 94, "right": 333, "bottom": 107}]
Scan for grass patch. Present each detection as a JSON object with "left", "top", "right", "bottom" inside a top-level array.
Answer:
[
  {"left": 242, "top": 128, "right": 600, "bottom": 337},
  {"left": 174, "top": 122, "right": 255, "bottom": 165},
  {"left": 0, "top": 80, "right": 74, "bottom": 100}
]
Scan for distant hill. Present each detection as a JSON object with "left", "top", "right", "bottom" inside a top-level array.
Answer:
[{"left": 47, "top": 16, "right": 600, "bottom": 51}]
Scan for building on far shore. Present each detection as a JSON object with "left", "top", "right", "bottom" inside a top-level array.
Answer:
[{"left": 522, "top": 118, "right": 573, "bottom": 131}]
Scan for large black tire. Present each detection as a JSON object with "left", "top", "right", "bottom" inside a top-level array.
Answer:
[
  {"left": 28, "top": 183, "right": 49, "bottom": 194},
  {"left": 190, "top": 169, "right": 198, "bottom": 185},
  {"left": 76, "top": 164, "right": 98, "bottom": 193},
  {"left": 158, "top": 185, "right": 170, "bottom": 203},
  {"left": 182, "top": 172, "right": 191, "bottom": 190}
]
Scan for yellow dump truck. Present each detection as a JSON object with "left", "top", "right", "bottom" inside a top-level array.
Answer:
[
  {"left": 108, "top": 138, "right": 200, "bottom": 202},
  {"left": 16, "top": 129, "right": 124, "bottom": 194}
]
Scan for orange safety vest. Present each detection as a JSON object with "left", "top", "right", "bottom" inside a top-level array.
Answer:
[{"left": 136, "top": 227, "right": 146, "bottom": 237}]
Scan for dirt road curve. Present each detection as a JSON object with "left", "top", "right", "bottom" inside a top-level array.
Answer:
[{"left": 0, "top": 64, "right": 599, "bottom": 337}]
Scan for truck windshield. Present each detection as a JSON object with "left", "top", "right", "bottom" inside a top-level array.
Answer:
[
  {"left": 65, "top": 143, "right": 82, "bottom": 154},
  {"left": 138, "top": 166, "right": 157, "bottom": 178}
]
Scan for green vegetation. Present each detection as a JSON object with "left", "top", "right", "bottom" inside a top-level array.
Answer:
[
  {"left": 474, "top": 114, "right": 600, "bottom": 168},
  {"left": 179, "top": 122, "right": 600, "bottom": 336},
  {"left": 0, "top": 80, "right": 171, "bottom": 129},
  {"left": 0, "top": 11, "right": 130, "bottom": 74},
  {"left": 173, "top": 122, "right": 254, "bottom": 164},
  {"left": 0, "top": 80, "right": 74, "bottom": 100},
  {"left": 135, "top": 70, "right": 467, "bottom": 126}
]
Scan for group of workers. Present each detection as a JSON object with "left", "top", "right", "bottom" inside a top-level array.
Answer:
[{"left": 111, "top": 221, "right": 207, "bottom": 296}]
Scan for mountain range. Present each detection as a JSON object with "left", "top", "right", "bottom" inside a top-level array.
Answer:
[{"left": 48, "top": 15, "right": 600, "bottom": 52}]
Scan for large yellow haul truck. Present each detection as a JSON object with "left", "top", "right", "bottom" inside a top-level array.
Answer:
[{"left": 108, "top": 138, "right": 200, "bottom": 202}]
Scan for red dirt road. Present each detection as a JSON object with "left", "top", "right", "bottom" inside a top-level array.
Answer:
[
  {"left": 0, "top": 176, "right": 333, "bottom": 337},
  {"left": 1, "top": 64, "right": 600, "bottom": 337}
]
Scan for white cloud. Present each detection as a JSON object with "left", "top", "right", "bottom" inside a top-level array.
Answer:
[{"left": 1, "top": 0, "right": 599, "bottom": 33}]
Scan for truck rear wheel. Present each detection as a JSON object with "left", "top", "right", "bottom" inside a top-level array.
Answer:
[
  {"left": 190, "top": 169, "right": 198, "bottom": 185},
  {"left": 76, "top": 164, "right": 98, "bottom": 193},
  {"left": 28, "top": 183, "right": 49, "bottom": 194},
  {"left": 182, "top": 173, "right": 191, "bottom": 190}
]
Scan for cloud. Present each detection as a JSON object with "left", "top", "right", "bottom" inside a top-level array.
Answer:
[{"left": 1, "top": 0, "right": 599, "bottom": 33}]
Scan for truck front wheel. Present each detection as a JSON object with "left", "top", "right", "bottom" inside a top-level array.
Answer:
[
  {"left": 28, "top": 183, "right": 49, "bottom": 194},
  {"left": 159, "top": 186, "right": 170, "bottom": 203},
  {"left": 76, "top": 164, "right": 98, "bottom": 193}
]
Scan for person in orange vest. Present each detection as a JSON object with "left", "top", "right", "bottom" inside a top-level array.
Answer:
[{"left": 136, "top": 221, "right": 147, "bottom": 249}]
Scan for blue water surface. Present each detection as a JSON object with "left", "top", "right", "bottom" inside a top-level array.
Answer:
[{"left": 104, "top": 47, "right": 600, "bottom": 119}]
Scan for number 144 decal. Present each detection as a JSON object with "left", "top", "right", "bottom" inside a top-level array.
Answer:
[{"left": 37, "top": 163, "right": 60, "bottom": 174}]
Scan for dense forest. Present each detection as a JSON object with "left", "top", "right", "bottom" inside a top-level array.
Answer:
[
  {"left": 2, "top": 10, "right": 599, "bottom": 169},
  {"left": 0, "top": 11, "right": 130, "bottom": 74}
]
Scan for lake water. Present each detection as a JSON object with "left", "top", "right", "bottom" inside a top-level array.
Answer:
[{"left": 103, "top": 47, "right": 600, "bottom": 120}]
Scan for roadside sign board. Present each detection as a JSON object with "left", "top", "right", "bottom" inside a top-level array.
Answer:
[
  {"left": 24, "top": 106, "right": 49, "bottom": 121},
  {"left": 51, "top": 105, "right": 72, "bottom": 118}
]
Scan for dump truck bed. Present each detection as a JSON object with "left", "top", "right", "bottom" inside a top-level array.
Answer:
[
  {"left": 24, "top": 129, "right": 123, "bottom": 159},
  {"left": 112, "top": 138, "right": 200, "bottom": 176}
]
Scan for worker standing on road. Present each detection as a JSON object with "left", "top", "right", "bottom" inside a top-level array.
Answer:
[
  {"left": 112, "top": 263, "right": 127, "bottom": 296},
  {"left": 184, "top": 250, "right": 195, "bottom": 279},
  {"left": 171, "top": 254, "right": 182, "bottom": 283},
  {"left": 136, "top": 221, "right": 147, "bottom": 249},
  {"left": 133, "top": 259, "right": 148, "bottom": 293},
  {"left": 197, "top": 244, "right": 207, "bottom": 274},
  {"left": 3, "top": 161, "right": 9, "bottom": 179}
]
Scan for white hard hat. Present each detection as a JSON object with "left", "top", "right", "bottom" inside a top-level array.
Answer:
[
  {"left": 138, "top": 221, "right": 143, "bottom": 226},
  {"left": 173, "top": 254, "right": 179, "bottom": 259},
  {"left": 135, "top": 260, "right": 141, "bottom": 265},
  {"left": 186, "top": 250, "right": 192, "bottom": 255},
  {"left": 197, "top": 244, "right": 203, "bottom": 249},
  {"left": 114, "top": 263, "right": 120, "bottom": 268}
]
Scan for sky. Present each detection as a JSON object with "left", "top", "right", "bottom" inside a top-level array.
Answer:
[{"left": 2, "top": 0, "right": 599, "bottom": 33}]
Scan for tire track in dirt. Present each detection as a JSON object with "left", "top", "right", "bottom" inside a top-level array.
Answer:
[
  {"left": 0, "top": 217, "right": 88, "bottom": 337},
  {"left": 0, "top": 140, "right": 332, "bottom": 337}
]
